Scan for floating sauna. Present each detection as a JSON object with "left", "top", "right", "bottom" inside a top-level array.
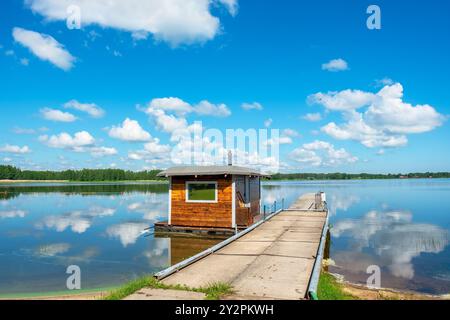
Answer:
[{"left": 155, "top": 165, "right": 268, "bottom": 234}]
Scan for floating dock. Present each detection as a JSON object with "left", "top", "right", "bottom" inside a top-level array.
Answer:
[{"left": 152, "top": 193, "right": 329, "bottom": 300}]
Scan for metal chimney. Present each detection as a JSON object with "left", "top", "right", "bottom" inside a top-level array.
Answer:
[{"left": 228, "top": 150, "right": 233, "bottom": 166}]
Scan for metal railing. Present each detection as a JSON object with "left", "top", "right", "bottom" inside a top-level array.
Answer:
[
  {"left": 262, "top": 198, "right": 285, "bottom": 221},
  {"left": 154, "top": 206, "right": 285, "bottom": 280}
]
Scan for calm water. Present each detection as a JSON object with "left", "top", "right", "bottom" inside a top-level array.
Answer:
[
  {"left": 0, "top": 179, "right": 449, "bottom": 296},
  {"left": 0, "top": 183, "right": 223, "bottom": 296},
  {"left": 263, "top": 179, "right": 450, "bottom": 295}
]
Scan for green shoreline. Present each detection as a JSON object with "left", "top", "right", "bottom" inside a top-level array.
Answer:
[
  {"left": 1, "top": 177, "right": 450, "bottom": 185},
  {"left": 3, "top": 271, "right": 446, "bottom": 300},
  {"left": 0, "top": 286, "right": 116, "bottom": 300},
  {"left": 2, "top": 165, "right": 450, "bottom": 183},
  {"left": 0, "top": 180, "right": 168, "bottom": 184}
]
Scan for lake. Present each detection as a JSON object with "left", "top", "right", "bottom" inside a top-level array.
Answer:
[{"left": 0, "top": 179, "right": 449, "bottom": 296}]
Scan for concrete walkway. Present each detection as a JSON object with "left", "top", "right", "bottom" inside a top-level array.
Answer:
[
  {"left": 160, "top": 193, "right": 327, "bottom": 300},
  {"left": 125, "top": 289, "right": 206, "bottom": 300}
]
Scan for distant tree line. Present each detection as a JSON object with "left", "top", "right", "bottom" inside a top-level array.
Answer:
[
  {"left": 1, "top": 165, "right": 450, "bottom": 182},
  {"left": 0, "top": 183, "right": 169, "bottom": 200},
  {"left": 269, "top": 172, "right": 450, "bottom": 180},
  {"left": 0, "top": 165, "right": 164, "bottom": 181}
]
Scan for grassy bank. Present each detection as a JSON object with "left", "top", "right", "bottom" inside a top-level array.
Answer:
[
  {"left": 317, "top": 272, "right": 357, "bottom": 300},
  {"left": 317, "top": 271, "right": 448, "bottom": 300},
  {"left": 103, "top": 276, "right": 233, "bottom": 300}
]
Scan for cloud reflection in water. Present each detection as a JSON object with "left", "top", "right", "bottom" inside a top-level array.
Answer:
[
  {"left": 332, "top": 210, "right": 449, "bottom": 279},
  {"left": 106, "top": 222, "right": 149, "bottom": 247},
  {"left": 36, "top": 206, "right": 116, "bottom": 234}
]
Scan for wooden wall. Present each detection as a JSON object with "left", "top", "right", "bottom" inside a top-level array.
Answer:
[{"left": 170, "top": 175, "right": 233, "bottom": 228}]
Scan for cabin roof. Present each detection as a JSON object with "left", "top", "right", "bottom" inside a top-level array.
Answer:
[{"left": 157, "top": 165, "right": 269, "bottom": 178}]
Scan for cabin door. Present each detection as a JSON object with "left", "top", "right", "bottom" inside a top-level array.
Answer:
[{"left": 235, "top": 176, "right": 251, "bottom": 227}]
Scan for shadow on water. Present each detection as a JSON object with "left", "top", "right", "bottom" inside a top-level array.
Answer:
[{"left": 154, "top": 234, "right": 226, "bottom": 266}]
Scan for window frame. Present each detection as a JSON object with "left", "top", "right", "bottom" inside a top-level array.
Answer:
[{"left": 185, "top": 181, "right": 219, "bottom": 203}]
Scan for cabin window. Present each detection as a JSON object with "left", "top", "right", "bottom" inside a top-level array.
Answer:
[{"left": 186, "top": 181, "right": 218, "bottom": 203}]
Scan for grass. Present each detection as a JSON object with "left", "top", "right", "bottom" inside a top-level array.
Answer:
[
  {"left": 103, "top": 277, "right": 159, "bottom": 300},
  {"left": 202, "top": 282, "right": 234, "bottom": 300},
  {"left": 317, "top": 272, "right": 357, "bottom": 300},
  {"left": 103, "top": 276, "right": 233, "bottom": 300},
  {"left": 104, "top": 271, "right": 355, "bottom": 301}
]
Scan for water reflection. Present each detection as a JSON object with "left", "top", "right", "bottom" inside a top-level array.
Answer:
[
  {"left": 127, "top": 195, "right": 167, "bottom": 221},
  {"left": 262, "top": 182, "right": 360, "bottom": 216},
  {"left": 262, "top": 180, "right": 450, "bottom": 294},
  {"left": 0, "top": 210, "right": 27, "bottom": 219},
  {"left": 35, "top": 206, "right": 116, "bottom": 234},
  {"left": 34, "top": 243, "right": 71, "bottom": 257},
  {"left": 106, "top": 222, "right": 150, "bottom": 247},
  {"left": 328, "top": 193, "right": 360, "bottom": 216},
  {"left": 332, "top": 210, "right": 449, "bottom": 280},
  {"left": 0, "top": 181, "right": 449, "bottom": 295}
]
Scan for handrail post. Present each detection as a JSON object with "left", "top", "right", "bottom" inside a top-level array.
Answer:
[
  {"left": 263, "top": 205, "right": 266, "bottom": 220},
  {"left": 282, "top": 198, "right": 285, "bottom": 211}
]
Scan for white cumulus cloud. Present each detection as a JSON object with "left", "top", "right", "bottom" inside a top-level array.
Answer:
[
  {"left": 322, "top": 58, "right": 349, "bottom": 72},
  {"left": 310, "top": 83, "right": 445, "bottom": 148},
  {"left": 40, "top": 108, "right": 77, "bottom": 122},
  {"left": 64, "top": 100, "right": 105, "bottom": 118},
  {"left": 144, "top": 97, "right": 231, "bottom": 136},
  {"left": 147, "top": 97, "right": 231, "bottom": 118},
  {"left": 282, "top": 129, "right": 300, "bottom": 138},
  {"left": 39, "top": 131, "right": 95, "bottom": 149},
  {"left": 0, "top": 144, "right": 31, "bottom": 154},
  {"left": 148, "top": 97, "right": 193, "bottom": 116},
  {"left": 241, "top": 102, "right": 263, "bottom": 111},
  {"left": 216, "top": 0, "right": 239, "bottom": 16},
  {"left": 39, "top": 131, "right": 117, "bottom": 157},
  {"left": 12, "top": 27, "right": 75, "bottom": 70},
  {"left": 90, "top": 147, "right": 118, "bottom": 158},
  {"left": 194, "top": 100, "right": 231, "bottom": 117},
  {"left": 290, "top": 140, "right": 358, "bottom": 167},
  {"left": 108, "top": 118, "right": 152, "bottom": 142},
  {"left": 308, "top": 89, "right": 376, "bottom": 111},
  {"left": 302, "top": 113, "right": 322, "bottom": 122},
  {"left": 128, "top": 138, "right": 172, "bottom": 162},
  {"left": 25, "top": 0, "right": 238, "bottom": 47}
]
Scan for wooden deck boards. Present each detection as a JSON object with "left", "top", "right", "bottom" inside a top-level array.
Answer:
[{"left": 161, "top": 193, "right": 328, "bottom": 300}]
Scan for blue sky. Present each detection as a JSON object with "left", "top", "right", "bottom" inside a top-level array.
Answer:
[{"left": 0, "top": 0, "right": 449, "bottom": 173}]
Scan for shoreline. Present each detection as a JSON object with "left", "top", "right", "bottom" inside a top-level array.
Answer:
[
  {"left": 340, "top": 281, "right": 449, "bottom": 300},
  {"left": 0, "top": 287, "right": 113, "bottom": 301},
  {"left": 326, "top": 271, "right": 449, "bottom": 300},
  {"left": 0, "top": 179, "right": 168, "bottom": 184},
  {"left": 1, "top": 177, "right": 450, "bottom": 185},
  {"left": 3, "top": 275, "right": 448, "bottom": 300}
]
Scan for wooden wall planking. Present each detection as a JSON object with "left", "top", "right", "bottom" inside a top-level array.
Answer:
[{"left": 171, "top": 175, "right": 233, "bottom": 228}]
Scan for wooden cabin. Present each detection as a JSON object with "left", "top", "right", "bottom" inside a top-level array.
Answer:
[{"left": 155, "top": 166, "right": 268, "bottom": 234}]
